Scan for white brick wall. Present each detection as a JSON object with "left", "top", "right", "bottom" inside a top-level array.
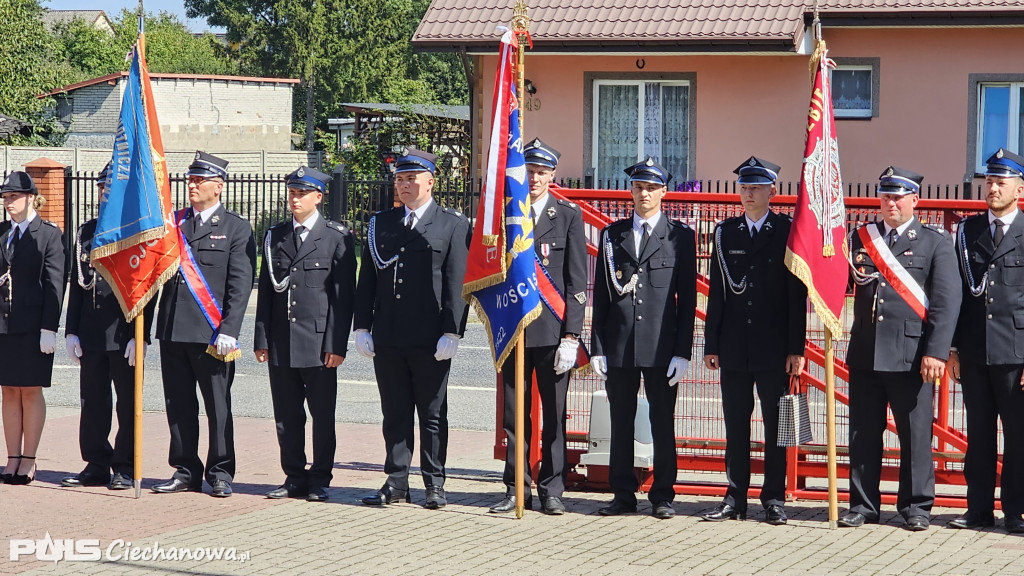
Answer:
[{"left": 63, "top": 76, "right": 296, "bottom": 152}]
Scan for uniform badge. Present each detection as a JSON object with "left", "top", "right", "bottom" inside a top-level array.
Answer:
[
  {"left": 855, "top": 253, "right": 864, "bottom": 263},
  {"left": 615, "top": 270, "right": 622, "bottom": 279},
  {"left": 907, "top": 229, "right": 917, "bottom": 240},
  {"left": 885, "top": 166, "right": 894, "bottom": 177},
  {"left": 547, "top": 206, "right": 556, "bottom": 219},
  {"left": 902, "top": 251, "right": 913, "bottom": 256},
  {"left": 574, "top": 292, "right": 586, "bottom": 304},
  {"left": 195, "top": 151, "right": 201, "bottom": 160},
  {"left": 646, "top": 158, "right": 654, "bottom": 166},
  {"left": 998, "top": 149, "right": 1005, "bottom": 159},
  {"left": 749, "top": 158, "right": 757, "bottom": 166},
  {"left": 212, "top": 215, "right": 220, "bottom": 224},
  {"left": 297, "top": 166, "right": 305, "bottom": 177}
]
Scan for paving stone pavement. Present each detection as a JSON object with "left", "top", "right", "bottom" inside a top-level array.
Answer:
[{"left": 4, "top": 407, "right": 1024, "bottom": 576}]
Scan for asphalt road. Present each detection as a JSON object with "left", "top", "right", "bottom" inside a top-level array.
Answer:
[{"left": 43, "top": 293, "right": 501, "bottom": 433}]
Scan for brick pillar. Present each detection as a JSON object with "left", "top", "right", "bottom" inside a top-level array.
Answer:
[{"left": 24, "top": 158, "right": 66, "bottom": 232}]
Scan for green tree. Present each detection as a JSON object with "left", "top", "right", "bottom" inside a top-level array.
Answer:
[
  {"left": 0, "top": 0, "right": 65, "bottom": 144},
  {"left": 184, "top": 0, "right": 467, "bottom": 152},
  {"left": 52, "top": 9, "right": 237, "bottom": 84}
]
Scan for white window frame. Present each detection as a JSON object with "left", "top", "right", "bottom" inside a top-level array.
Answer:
[
  {"left": 831, "top": 64, "right": 874, "bottom": 119},
  {"left": 976, "top": 82, "right": 1024, "bottom": 173},
  {"left": 591, "top": 79, "right": 690, "bottom": 182}
]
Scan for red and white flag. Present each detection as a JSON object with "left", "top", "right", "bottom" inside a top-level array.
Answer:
[{"left": 785, "top": 38, "right": 847, "bottom": 336}]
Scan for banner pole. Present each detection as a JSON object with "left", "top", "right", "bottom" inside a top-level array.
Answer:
[
  {"left": 511, "top": 0, "right": 530, "bottom": 521},
  {"left": 133, "top": 313, "right": 144, "bottom": 499},
  {"left": 825, "top": 327, "right": 838, "bottom": 528}
]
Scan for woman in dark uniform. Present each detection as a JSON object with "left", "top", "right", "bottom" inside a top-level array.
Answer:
[{"left": 0, "top": 171, "right": 67, "bottom": 485}]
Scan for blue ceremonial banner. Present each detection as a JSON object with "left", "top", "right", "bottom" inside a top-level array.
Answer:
[
  {"left": 466, "top": 48, "right": 542, "bottom": 370},
  {"left": 90, "top": 40, "right": 168, "bottom": 259}
]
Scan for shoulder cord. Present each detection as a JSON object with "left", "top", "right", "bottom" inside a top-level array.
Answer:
[
  {"left": 75, "top": 226, "right": 96, "bottom": 291},
  {"left": 957, "top": 223, "right": 987, "bottom": 298},
  {"left": 604, "top": 232, "right": 638, "bottom": 297},
  {"left": 368, "top": 215, "right": 398, "bottom": 270},
  {"left": 715, "top": 226, "right": 747, "bottom": 295}
]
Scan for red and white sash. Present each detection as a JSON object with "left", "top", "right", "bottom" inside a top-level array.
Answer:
[{"left": 857, "top": 224, "right": 929, "bottom": 321}]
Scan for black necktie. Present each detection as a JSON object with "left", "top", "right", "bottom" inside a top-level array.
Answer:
[
  {"left": 994, "top": 219, "right": 1005, "bottom": 247},
  {"left": 406, "top": 213, "right": 416, "bottom": 230},
  {"left": 750, "top": 225, "right": 758, "bottom": 241},
  {"left": 192, "top": 210, "right": 201, "bottom": 236},
  {"left": 638, "top": 223, "right": 650, "bottom": 257},
  {"left": 888, "top": 229, "right": 898, "bottom": 248},
  {"left": 294, "top": 226, "right": 305, "bottom": 252},
  {"left": 9, "top": 226, "right": 20, "bottom": 254}
]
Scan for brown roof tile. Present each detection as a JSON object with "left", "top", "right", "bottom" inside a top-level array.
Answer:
[{"left": 413, "top": 0, "right": 1024, "bottom": 50}]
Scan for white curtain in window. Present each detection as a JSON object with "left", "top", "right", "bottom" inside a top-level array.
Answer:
[
  {"left": 597, "top": 84, "right": 638, "bottom": 184},
  {"left": 660, "top": 85, "right": 689, "bottom": 184}
]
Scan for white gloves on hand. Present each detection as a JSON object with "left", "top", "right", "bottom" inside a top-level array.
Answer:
[
  {"left": 124, "top": 338, "right": 148, "bottom": 367},
  {"left": 214, "top": 334, "right": 237, "bottom": 356},
  {"left": 66, "top": 334, "right": 82, "bottom": 365},
  {"left": 591, "top": 355, "right": 608, "bottom": 382},
  {"left": 354, "top": 329, "right": 375, "bottom": 358},
  {"left": 554, "top": 338, "right": 579, "bottom": 375},
  {"left": 40, "top": 329, "right": 56, "bottom": 354},
  {"left": 667, "top": 356, "right": 690, "bottom": 386},
  {"left": 434, "top": 333, "right": 460, "bottom": 361}
]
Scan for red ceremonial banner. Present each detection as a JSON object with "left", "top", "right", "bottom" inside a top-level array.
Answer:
[{"left": 784, "top": 38, "right": 848, "bottom": 337}]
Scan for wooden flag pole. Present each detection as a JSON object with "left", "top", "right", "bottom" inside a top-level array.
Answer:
[
  {"left": 133, "top": 313, "right": 144, "bottom": 498},
  {"left": 825, "top": 327, "right": 838, "bottom": 528},
  {"left": 512, "top": 0, "right": 530, "bottom": 520}
]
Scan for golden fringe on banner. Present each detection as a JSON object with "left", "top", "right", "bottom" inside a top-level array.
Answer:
[
  {"left": 470, "top": 295, "right": 542, "bottom": 371},
  {"left": 91, "top": 257, "right": 180, "bottom": 323},
  {"left": 89, "top": 225, "right": 168, "bottom": 260},
  {"left": 784, "top": 247, "right": 845, "bottom": 337}
]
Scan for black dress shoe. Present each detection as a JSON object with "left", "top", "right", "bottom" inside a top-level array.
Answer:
[
  {"left": 541, "top": 496, "right": 566, "bottom": 515},
  {"left": 701, "top": 503, "right": 746, "bottom": 522},
  {"left": 211, "top": 480, "right": 232, "bottom": 498},
  {"left": 598, "top": 498, "right": 637, "bottom": 516},
  {"left": 152, "top": 478, "right": 201, "bottom": 494},
  {"left": 489, "top": 494, "right": 532, "bottom": 513},
  {"left": 424, "top": 486, "right": 447, "bottom": 509},
  {"left": 306, "top": 487, "right": 329, "bottom": 502},
  {"left": 266, "top": 484, "right": 307, "bottom": 499},
  {"left": 765, "top": 504, "right": 787, "bottom": 525},
  {"left": 904, "top": 515, "right": 929, "bottom": 531},
  {"left": 837, "top": 511, "right": 877, "bottom": 528},
  {"left": 61, "top": 469, "right": 110, "bottom": 488},
  {"left": 362, "top": 484, "right": 411, "bottom": 505},
  {"left": 1005, "top": 514, "right": 1024, "bottom": 534},
  {"left": 108, "top": 473, "right": 133, "bottom": 490},
  {"left": 652, "top": 501, "right": 675, "bottom": 519},
  {"left": 948, "top": 511, "right": 995, "bottom": 529}
]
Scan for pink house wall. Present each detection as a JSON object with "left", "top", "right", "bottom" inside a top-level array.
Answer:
[{"left": 473, "top": 27, "right": 1024, "bottom": 187}]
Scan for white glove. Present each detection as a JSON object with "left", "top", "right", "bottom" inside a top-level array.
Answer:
[
  {"left": 554, "top": 338, "right": 579, "bottom": 375},
  {"left": 667, "top": 356, "right": 690, "bottom": 386},
  {"left": 65, "top": 334, "right": 82, "bottom": 366},
  {"left": 214, "top": 334, "right": 237, "bottom": 356},
  {"left": 124, "top": 338, "right": 148, "bottom": 367},
  {"left": 354, "top": 329, "right": 375, "bottom": 358},
  {"left": 591, "top": 355, "right": 608, "bottom": 382},
  {"left": 434, "top": 333, "right": 460, "bottom": 361},
  {"left": 40, "top": 329, "right": 56, "bottom": 354}
]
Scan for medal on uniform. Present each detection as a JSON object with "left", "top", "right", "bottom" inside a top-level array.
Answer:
[
  {"left": 615, "top": 270, "right": 622, "bottom": 279},
  {"left": 541, "top": 243, "right": 550, "bottom": 266},
  {"left": 855, "top": 253, "right": 864, "bottom": 263}
]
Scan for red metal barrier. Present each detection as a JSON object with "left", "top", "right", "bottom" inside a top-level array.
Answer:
[{"left": 494, "top": 185, "right": 1002, "bottom": 508}]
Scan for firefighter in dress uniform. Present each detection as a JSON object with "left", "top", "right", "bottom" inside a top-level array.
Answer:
[
  {"left": 488, "top": 138, "right": 588, "bottom": 515},
  {"left": 701, "top": 157, "right": 807, "bottom": 526},
  {"left": 254, "top": 166, "right": 356, "bottom": 503},
  {"left": 839, "top": 166, "right": 960, "bottom": 531},
  {"left": 590, "top": 157, "right": 697, "bottom": 519},
  {"left": 354, "top": 149, "right": 471, "bottom": 510}
]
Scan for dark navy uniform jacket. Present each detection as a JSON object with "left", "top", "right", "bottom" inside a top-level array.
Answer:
[
  {"left": 66, "top": 219, "right": 155, "bottom": 351},
  {"left": 0, "top": 217, "right": 66, "bottom": 334},
  {"left": 254, "top": 216, "right": 356, "bottom": 368},
  {"left": 590, "top": 215, "right": 697, "bottom": 368},
  {"left": 846, "top": 219, "right": 960, "bottom": 372},
  {"left": 527, "top": 197, "right": 588, "bottom": 347},
  {"left": 354, "top": 201, "right": 471, "bottom": 347},
  {"left": 704, "top": 211, "right": 806, "bottom": 371},
  {"left": 156, "top": 204, "right": 257, "bottom": 344},
  {"left": 953, "top": 211, "right": 1024, "bottom": 365}
]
